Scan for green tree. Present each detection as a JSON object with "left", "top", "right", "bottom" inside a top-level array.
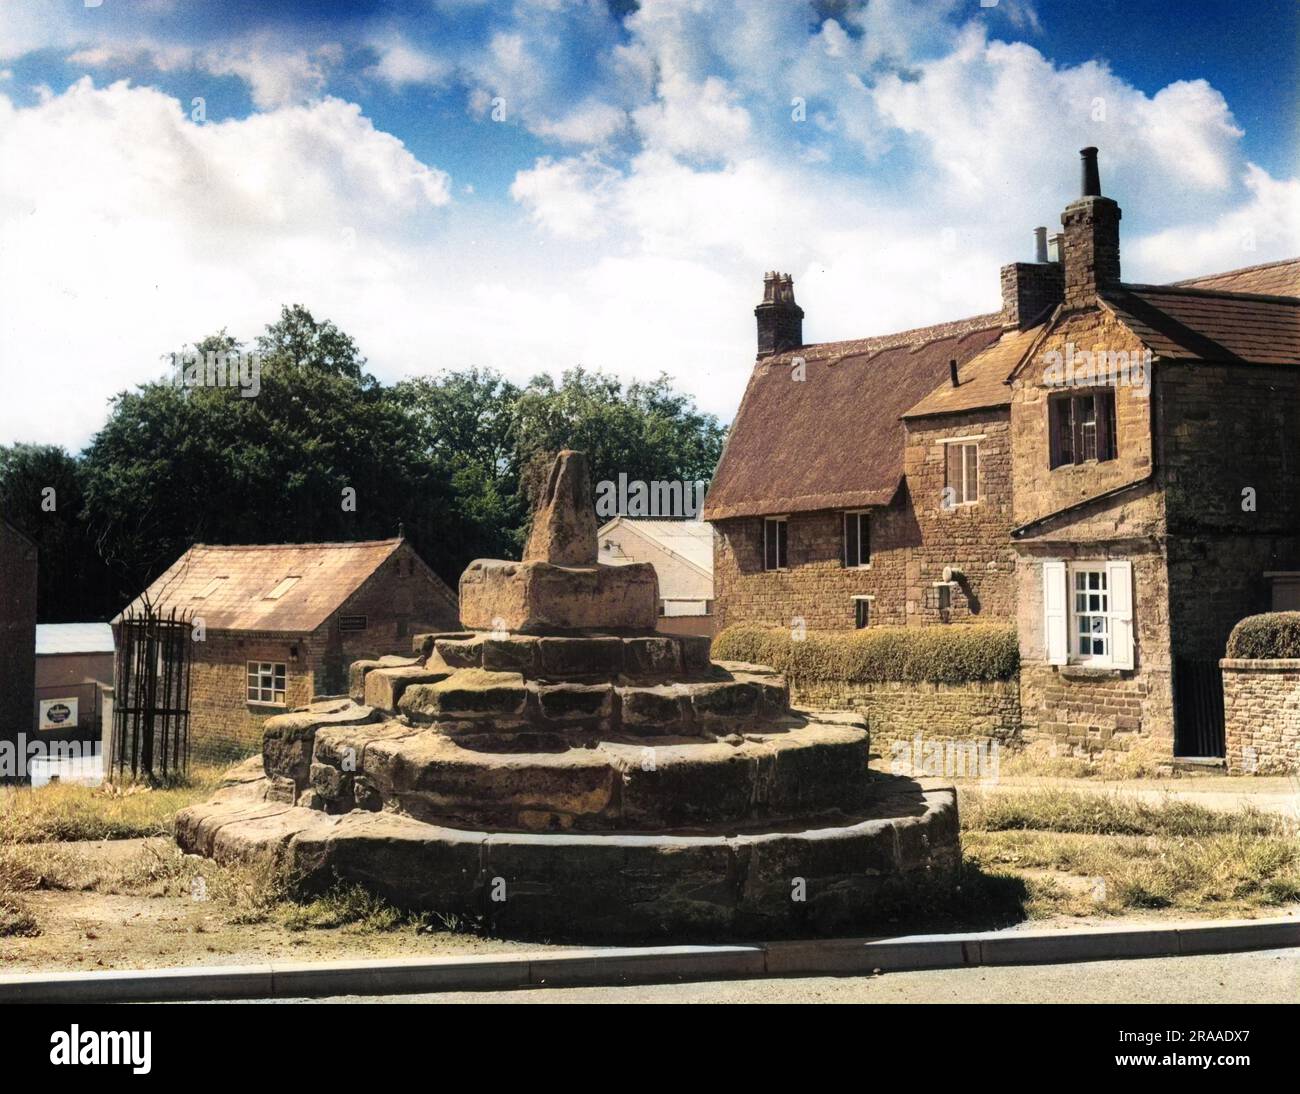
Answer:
[{"left": 0, "top": 443, "right": 112, "bottom": 620}]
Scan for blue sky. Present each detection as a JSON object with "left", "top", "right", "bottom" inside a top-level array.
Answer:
[{"left": 1, "top": 0, "right": 1296, "bottom": 448}]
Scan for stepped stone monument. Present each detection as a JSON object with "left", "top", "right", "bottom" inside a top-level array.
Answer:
[{"left": 177, "top": 451, "right": 959, "bottom": 938}]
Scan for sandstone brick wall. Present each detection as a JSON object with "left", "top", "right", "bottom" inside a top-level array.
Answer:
[
  {"left": 1222, "top": 658, "right": 1300, "bottom": 774},
  {"left": 904, "top": 409, "right": 1017, "bottom": 622},
  {"left": 187, "top": 631, "right": 324, "bottom": 763},
  {"left": 1011, "top": 309, "right": 1157, "bottom": 529},
  {"left": 1160, "top": 365, "right": 1300, "bottom": 662},
  {"left": 792, "top": 678, "right": 1021, "bottom": 749},
  {"left": 711, "top": 407, "right": 1015, "bottom": 631},
  {"left": 0, "top": 522, "right": 37, "bottom": 750},
  {"left": 1014, "top": 545, "right": 1174, "bottom": 756},
  {"left": 1009, "top": 308, "right": 1173, "bottom": 756}
]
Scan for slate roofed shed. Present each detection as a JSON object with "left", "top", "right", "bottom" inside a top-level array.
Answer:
[{"left": 114, "top": 539, "right": 457, "bottom": 633}]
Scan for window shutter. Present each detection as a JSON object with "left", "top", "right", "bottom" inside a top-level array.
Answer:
[
  {"left": 965, "top": 445, "right": 979, "bottom": 502},
  {"left": 1106, "top": 559, "right": 1134, "bottom": 670},
  {"left": 1042, "top": 560, "right": 1068, "bottom": 665},
  {"left": 844, "top": 513, "right": 858, "bottom": 567}
]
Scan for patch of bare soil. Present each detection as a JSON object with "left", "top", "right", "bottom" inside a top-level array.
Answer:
[{"left": 0, "top": 838, "right": 552, "bottom": 974}]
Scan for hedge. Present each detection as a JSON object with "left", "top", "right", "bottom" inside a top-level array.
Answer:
[
  {"left": 711, "top": 623, "right": 1019, "bottom": 685},
  {"left": 1226, "top": 612, "right": 1300, "bottom": 659}
]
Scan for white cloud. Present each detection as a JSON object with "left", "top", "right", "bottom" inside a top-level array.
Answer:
[
  {"left": 0, "top": 80, "right": 451, "bottom": 447},
  {"left": 67, "top": 40, "right": 342, "bottom": 109},
  {"left": 1128, "top": 164, "right": 1300, "bottom": 280},
  {"left": 366, "top": 34, "right": 452, "bottom": 90}
]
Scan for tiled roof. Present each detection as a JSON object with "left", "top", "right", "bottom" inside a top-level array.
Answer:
[
  {"left": 36, "top": 623, "right": 115, "bottom": 655},
  {"left": 1172, "top": 258, "right": 1299, "bottom": 297},
  {"left": 702, "top": 315, "right": 1002, "bottom": 520},
  {"left": 1103, "top": 285, "right": 1300, "bottom": 365},
  {"left": 904, "top": 325, "right": 1044, "bottom": 419},
  {"left": 113, "top": 539, "right": 409, "bottom": 633}
]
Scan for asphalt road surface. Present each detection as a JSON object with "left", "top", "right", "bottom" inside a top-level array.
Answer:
[{"left": 263, "top": 947, "right": 1300, "bottom": 1004}]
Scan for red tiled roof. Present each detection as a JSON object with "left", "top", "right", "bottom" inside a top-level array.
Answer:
[
  {"left": 702, "top": 315, "right": 1001, "bottom": 520},
  {"left": 113, "top": 539, "right": 417, "bottom": 633},
  {"left": 1103, "top": 286, "right": 1300, "bottom": 365},
  {"left": 1172, "top": 258, "right": 1299, "bottom": 297}
]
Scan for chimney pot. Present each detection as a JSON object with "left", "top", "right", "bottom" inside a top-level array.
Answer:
[
  {"left": 1062, "top": 147, "right": 1121, "bottom": 306},
  {"left": 1080, "top": 146, "right": 1101, "bottom": 197},
  {"left": 1034, "top": 226, "right": 1049, "bottom": 263},
  {"left": 949, "top": 359, "right": 959, "bottom": 387},
  {"left": 755, "top": 270, "right": 804, "bottom": 358}
]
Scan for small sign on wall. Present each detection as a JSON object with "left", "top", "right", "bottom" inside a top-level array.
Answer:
[{"left": 39, "top": 697, "right": 78, "bottom": 730}]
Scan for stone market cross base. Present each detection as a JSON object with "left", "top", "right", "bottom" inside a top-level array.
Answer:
[{"left": 176, "top": 630, "right": 959, "bottom": 942}]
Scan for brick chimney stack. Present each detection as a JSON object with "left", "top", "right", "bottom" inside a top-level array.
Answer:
[
  {"left": 755, "top": 272, "right": 804, "bottom": 358},
  {"left": 1061, "top": 147, "right": 1122, "bottom": 307},
  {"left": 999, "top": 227, "right": 1063, "bottom": 331}
]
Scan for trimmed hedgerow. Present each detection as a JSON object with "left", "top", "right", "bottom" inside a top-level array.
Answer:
[
  {"left": 711, "top": 624, "right": 1019, "bottom": 685},
  {"left": 1226, "top": 612, "right": 1300, "bottom": 660}
]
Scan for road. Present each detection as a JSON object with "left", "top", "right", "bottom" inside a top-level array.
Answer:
[{"left": 264, "top": 947, "right": 1300, "bottom": 1004}]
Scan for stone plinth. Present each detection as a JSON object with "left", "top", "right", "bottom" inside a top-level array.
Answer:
[{"left": 459, "top": 558, "right": 658, "bottom": 633}]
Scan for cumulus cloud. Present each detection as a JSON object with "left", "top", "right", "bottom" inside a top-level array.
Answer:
[
  {"left": 0, "top": 79, "right": 451, "bottom": 446},
  {"left": 67, "top": 39, "right": 343, "bottom": 108}
]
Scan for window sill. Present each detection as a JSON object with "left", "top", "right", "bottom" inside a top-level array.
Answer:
[
  {"left": 247, "top": 701, "right": 288, "bottom": 709},
  {"left": 845, "top": 564, "right": 872, "bottom": 571},
  {"left": 1058, "top": 663, "right": 1129, "bottom": 680}
]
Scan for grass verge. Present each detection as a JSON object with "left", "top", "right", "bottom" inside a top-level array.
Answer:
[{"left": 0, "top": 766, "right": 225, "bottom": 844}]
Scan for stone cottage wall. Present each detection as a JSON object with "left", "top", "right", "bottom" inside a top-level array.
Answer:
[
  {"left": 1161, "top": 364, "right": 1300, "bottom": 664},
  {"left": 903, "top": 408, "right": 1017, "bottom": 622},
  {"left": 1221, "top": 658, "right": 1300, "bottom": 774},
  {"left": 1010, "top": 308, "right": 1175, "bottom": 758},
  {"left": 186, "top": 630, "right": 326, "bottom": 762},
  {"left": 711, "top": 408, "right": 1015, "bottom": 632}
]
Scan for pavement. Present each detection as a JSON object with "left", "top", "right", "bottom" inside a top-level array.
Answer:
[{"left": 260, "top": 947, "right": 1300, "bottom": 1004}]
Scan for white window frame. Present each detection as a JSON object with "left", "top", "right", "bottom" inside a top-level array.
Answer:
[
  {"left": 843, "top": 510, "right": 871, "bottom": 568},
  {"left": 941, "top": 437, "right": 981, "bottom": 506},
  {"left": 1043, "top": 560, "right": 1133, "bottom": 670},
  {"left": 247, "top": 661, "right": 287, "bottom": 706},
  {"left": 852, "top": 595, "right": 874, "bottom": 629},
  {"left": 763, "top": 516, "right": 789, "bottom": 571},
  {"left": 1070, "top": 565, "right": 1112, "bottom": 663}
]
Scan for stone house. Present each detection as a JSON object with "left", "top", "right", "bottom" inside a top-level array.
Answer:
[
  {"left": 704, "top": 148, "right": 1299, "bottom": 762},
  {"left": 597, "top": 518, "right": 715, "bottom": 636},
  {"left": 0, "top": 517, "right": 37, "bottom": 763},
  {"left": 115, "top": 538, "right": 459, "bottom": 761}
]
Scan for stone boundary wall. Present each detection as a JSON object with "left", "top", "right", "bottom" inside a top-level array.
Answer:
[
  {"left": 1221, "top": 658, "right": 1300, "bottom": 774},
  {"left": 790, "top": 677, "right": 1021, "bottom": 755}
]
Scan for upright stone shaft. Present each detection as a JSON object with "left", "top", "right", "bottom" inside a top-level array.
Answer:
[{"left": 524, "top": 449, "right": 599, "bottom": 566}]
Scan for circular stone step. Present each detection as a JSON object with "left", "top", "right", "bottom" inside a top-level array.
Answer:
[
  {"left": 309, "top": 714, "right": 871, "bottom": 833},
  {"left": 175, "top": 774, "right": 958, "bottom": 941}
]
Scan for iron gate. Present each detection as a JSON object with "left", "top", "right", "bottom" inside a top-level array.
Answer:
[
  {"left": 112, "top": 605, "right": 193, "bottom": 778},
  {"left": 1173, "top": 657, "right": 1225, "bottom": 758}
]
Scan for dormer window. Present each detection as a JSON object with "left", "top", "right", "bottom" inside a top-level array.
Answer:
[{"left": 1050, "top": 390, "right": 1116, "bottom": 468}]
